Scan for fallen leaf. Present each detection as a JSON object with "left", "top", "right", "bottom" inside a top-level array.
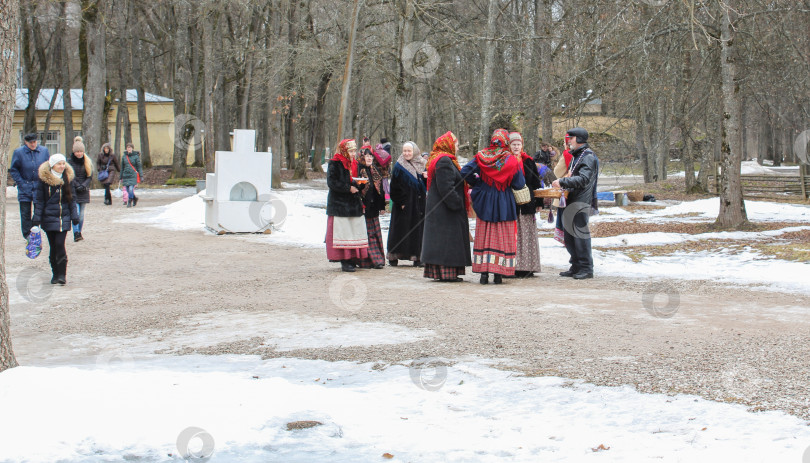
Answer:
[
  {"left": 591, "top": 444, "right": 610, "bottom": 452},
  {"left": 382, "top": 453, "right": 394, "bottom": 459}
]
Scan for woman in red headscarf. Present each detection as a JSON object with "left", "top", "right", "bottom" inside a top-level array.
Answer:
[
  {"left": 420, "top": 132, "right": 471, "bottom": 282},
  {"left": 326, "top": 139, "right": 369, "bottom": 272},
  {"left": 509, "top": 132, "right": 542, "bottom": 276},
  {"left": 460, "top": 129, "right": 526, "bottom": 284}
]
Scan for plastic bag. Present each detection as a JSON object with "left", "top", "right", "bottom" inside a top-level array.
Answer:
[{"left": 26, "top": 226, "right": 42, "bottom": 259}]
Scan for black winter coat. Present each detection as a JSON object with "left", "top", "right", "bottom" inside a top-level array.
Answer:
[
  {"left": 519, "top": 156, "right": 543, "bottom": 214},
  {"left": 32, "top": 162, "right": 79, "bottom": 233},
  {"left": 387, "top": 162, "right": 426, "bottom": 257},
  {"left": 326, "top": 160, "right": 364, "bottom": 217},
  {"left": 68, "top": 153, "right": 93, "bottom": 204},
  {"left": 358, "top": 165, "right": 386, "bottom": 219},
  {"left": 420, "top": 157, "right": 471, "bottom": 267},
  {"left": 558, "top": 144, "right": 598, "bottom": 206}
]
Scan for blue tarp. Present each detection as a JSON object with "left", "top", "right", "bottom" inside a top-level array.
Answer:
[{"left": 596, "top": 191, "right": 614, "bottom": 201}]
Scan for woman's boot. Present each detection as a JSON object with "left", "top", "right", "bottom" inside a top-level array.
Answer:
[
  {"left": 493, "top": 274, "right": 503, "bottom": 285},
  {"left": 479, "top": 272, "right": 489, "bottom": 285},
  {"left": 341, "top": 260, "right": 356, "bottom": 272}
]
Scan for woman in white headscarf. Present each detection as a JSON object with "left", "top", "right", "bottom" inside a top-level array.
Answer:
[{"left": 386, "top": 141, "right": 427, "bottom": 267}]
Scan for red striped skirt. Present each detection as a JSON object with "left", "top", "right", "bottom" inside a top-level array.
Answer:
[
  {"left": 424, "top": 264, "right": 465, "bottom": 280},
  {"left": 472, "top": 218, "right": 517, "bottom": 275},
  {"left": 358, "top": 217, "right": 385, "bottom": 268},
  {"left": 326, "top": 216, "right": 369, "bottom": 262}
]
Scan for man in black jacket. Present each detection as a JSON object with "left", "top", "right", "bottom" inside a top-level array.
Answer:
[{"left": 552, "top": 127, "right": 598, "bottom": 279}]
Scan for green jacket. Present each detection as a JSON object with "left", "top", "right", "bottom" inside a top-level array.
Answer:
[{"left": 120, "top": 151, "right": 144, "bottom": 186}]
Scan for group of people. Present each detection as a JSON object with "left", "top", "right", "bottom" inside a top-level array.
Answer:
[
  {"left": 324, "top": 127, "right": 599, "bottom": 283},
  {"left": 10, "top": 133, "right": 146, "bottom": 285}
]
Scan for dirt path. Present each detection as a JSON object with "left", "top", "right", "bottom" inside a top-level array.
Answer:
[{"left": 5, "top": 190, "right": 810, "bottom": 421}]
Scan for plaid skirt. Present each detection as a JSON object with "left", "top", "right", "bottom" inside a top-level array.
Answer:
[
  {"left": 358, "top": 217, "right": 385, "bottom": 268},
  {"left": 472, "top": 218, "right": 517, "bottom": 276},
  {"left": 325, "top": 216, "right": 369, "bottom": 262},
  {"left": 515, "top": 213, "right": 541, "bottom": 272},
  {"left": 424, "top": 264, "right": 465, "bottom": 280}
]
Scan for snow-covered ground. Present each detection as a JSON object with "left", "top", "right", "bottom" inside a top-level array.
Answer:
[
  {"left": 2, "top": 355, "right": 810, "bottom": 462},
  {"left": 6, "top": 185, "right": 810, "bottom": 462},
  {"left": 121, "top": 187, "right": 810, "bottom": 296}
]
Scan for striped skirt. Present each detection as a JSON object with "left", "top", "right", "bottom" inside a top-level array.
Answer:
[
  {"left": 325, "top": 216, "right": 369, "bottom": 262},
  {"left": 424, "top": 264, "right": 465, "bottom": 281},
  {"left": 358, "top": 217, "right": 386, "bottom": 268},
  {"left": 515, "top": 214, "right": 541, "bottom": 272},
  {"left": 472, "top": 218, "right": 517, "bottom": 276}
]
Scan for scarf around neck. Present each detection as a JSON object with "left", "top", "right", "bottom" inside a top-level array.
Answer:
[
  {"left": 474, "top": 129, "right": 520, "bottom": 191},
  {"left": 397, "top": 141, "right": 426, "bottom": 180},
  {"left": 333, "top": 139, "right": 356, "bottom": 173}
]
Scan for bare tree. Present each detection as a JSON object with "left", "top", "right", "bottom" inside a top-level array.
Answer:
[
  {"left": 80, "top": 0, "right": 107, "bottom": 165},
  {"left": 1, "top": 0, "right": 20, "bottom": 373}
]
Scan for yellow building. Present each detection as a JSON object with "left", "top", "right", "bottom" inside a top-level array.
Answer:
[{"left": 10, "top": 89, "right": 195, "bottom": 166}]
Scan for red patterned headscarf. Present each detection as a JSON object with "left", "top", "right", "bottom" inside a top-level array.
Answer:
[
  {"left": 333, "top": 139, "right": 357, "bottom": 173},
  {"left": 475, "top": 129, "right": 520, "bottom": 191}
]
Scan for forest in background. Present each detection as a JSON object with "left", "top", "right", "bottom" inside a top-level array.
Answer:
[{"left": 12, "top": 0, "right": 810, "bottom": 227}]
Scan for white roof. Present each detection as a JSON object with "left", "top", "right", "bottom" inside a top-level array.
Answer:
[{"left": 15, "top": 88, "right": 173, "bottom": 111}]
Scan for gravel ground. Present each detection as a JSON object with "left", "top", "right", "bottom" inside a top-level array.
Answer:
[{"left": 5, "top": 190, "right": 810, "bottom": 422}]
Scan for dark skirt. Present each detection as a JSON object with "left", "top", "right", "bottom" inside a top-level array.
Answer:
[
  {"left": 424, "top": 264, "right": 465, "bottom": 280},
  {"left": 472, "top": 218, "right": 517, "bottom": 276},
  {"left": 358, "top": 217, "right": 385, "bottom": 268},
  {"left": 325, "top": 216, "right": 369, "bottom": 262}
]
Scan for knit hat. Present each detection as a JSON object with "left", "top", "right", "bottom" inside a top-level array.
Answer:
[
  {"left": 49, "top": 153, "right": 66, "bottom": 167},
  {"left": 508, "top": 132, "right": 523, "bottom": 144},
  {"left": 72, "top": 136, "right": 85, "bottom": 153}
]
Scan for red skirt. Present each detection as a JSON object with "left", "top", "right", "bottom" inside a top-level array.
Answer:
[
  {"left": 472, "top": 218, "right": 517, "bottom": 275},
  {"left": 326, "top": 216, "right": 369, "bottom": 262},
  {"left": 358, "top": 217, "right": 385, "bottom": 268},
  {"left": 424, "top": 264, "right": 465, "bottom": 280}
]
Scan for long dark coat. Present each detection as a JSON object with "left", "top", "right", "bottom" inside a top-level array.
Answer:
[
  {"left": 519, "top": 156, "right": 543, "bottom": 214},
  {"left": 326, "top": 160, "right": 364, "bottom": 217},
  {"left": 420, "top": 156, "right": 471, "bottom": 267},
  {"left": 67, "top": 153, "right": 93, "bottom": 204},
  {"left": 387, "top": 162, "right": 426, "bottom": 257}
]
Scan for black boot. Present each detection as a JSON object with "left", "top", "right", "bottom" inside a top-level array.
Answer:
[
  {"left": 127, "top": 198, "right": 132, "bottom": 208},
  {"left": 493, "top": 274, "right": 503, "bottom": 285},
  {"left": 49, "top": 256, "right": 58, "bottom": 284},
  {"left": 73, "top": 232, "right": 83, "bottom": 242},
  {"left": 341, "top": 260, "right": 356, "bottom": 272},
  {"left": 479, "top": 272, "right": 489, "bottom": 285},
  {"left": 132, "top": 196, "right": 139, "bottom": 206},
  {"left": 104, "top": 198, "right": 112, "bottom": 205},
  {"left": 389, "top": 259, "right": 398, "bottom": 267},
  {"left": 56, "top": 257, "right": 67, "bottom": 285}
]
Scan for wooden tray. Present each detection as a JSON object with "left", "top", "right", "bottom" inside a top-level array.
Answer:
[{"left": 534, "top": 188, "right": 568, "bottom": 199}]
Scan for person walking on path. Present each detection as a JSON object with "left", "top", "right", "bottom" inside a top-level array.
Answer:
[
  {"left": 421, "top": 131, "right": 471, "bottom": 282},
  {"left": 551, "top": 127, "right": 599, "bottom": 280},
  {"left": 31, "top": 153, "right": 79, "bottom": 285},
  {"left": 96, "top": 143, "right": 120, "bottom": 205},
  {"left": 67, "top": 137, "right": 93, "bottom": 242},
  {"left": 461, "top": 129, "right": 526, "bottom": 285},
  {"left": 508, "top": 132, "right": 542, "bottom": 277},
  {"left": 387, "top": 141, "right": 427, "bottom": 267},
  {"left": 356, "top": 148, "right": 388, "bottom": 269},
  {"left": 120, "top": 143, "right": 144, "bottom": 207},
  {"left": 10, "top": 133, "right": 50, "bottom": 240},
  {"left": 326, "top": 139, "right": 369, "bottom": 272}
]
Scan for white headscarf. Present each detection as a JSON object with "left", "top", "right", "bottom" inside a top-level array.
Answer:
[{"left": 397, "top": 141, "right": 426, "bottom": 180}]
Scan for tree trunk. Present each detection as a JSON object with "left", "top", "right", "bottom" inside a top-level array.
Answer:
[
  {"left": 0, "top": 0, "right": 21, "bottom": 373},
  {"left": 337, "top": 0, "right": 362, "bottom": 142},
  {"left": 715, "top": 4, "right": 747, "bottom": 228},
  {"left": 130, "top": 15, "right": 151, "bottom": 166},
  {"left": 81, "top": 0, "right": 107, "bottom": 167},
  {"left": 536, "top": 0, "right": 553, "bottom": 146},
  {"left": 21, "top": 2, "right": 47, "bottom": 135},
  {"left": 477, "top": 0, "right": 499, "bottom": 149},
  {"left": 311, "top": 71, "right": 331, "bottom": 172},
  {"left": 60, "top": 1, "right": 74, "bottom": 153},
  {"left": 170, "top": 0, "right": 192, "bottom": 178},
  {"left": 116, "top": 0, "right": 130, "bottom": 158}
]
